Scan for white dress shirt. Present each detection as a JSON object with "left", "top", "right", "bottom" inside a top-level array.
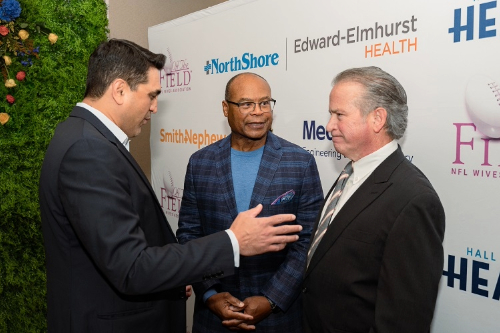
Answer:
[
  {"left": 77, "top": 102, "right": 130, "bottom": 151},
  {"left": 327, "top": 140, "right": 398, "bottom": 225},
  {"left": 76, "top": 102, "right": 240, "bottom": 266}
]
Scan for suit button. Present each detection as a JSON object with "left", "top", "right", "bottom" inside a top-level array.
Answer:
[{"left": 302, "top": 287, "right": 307, "bottom": 293}]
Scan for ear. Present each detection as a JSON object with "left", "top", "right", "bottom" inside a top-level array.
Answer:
[
  {"left": 111, "top": 79, "right": 127, "bottom": 105},
  {"left": 222, "top": 100, "right": 229, "bottom": 117},
  {"left": 371, "top": 107, "right": 387, "bottom": 133}
]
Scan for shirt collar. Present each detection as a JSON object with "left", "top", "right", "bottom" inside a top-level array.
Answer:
[
  {"left": 350, "top": 140, "right": 398, "bottom": 184},
  {"left": 77, "top": 102, "right": 130, "bottom": 151}
]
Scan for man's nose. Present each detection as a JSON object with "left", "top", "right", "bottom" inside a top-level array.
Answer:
[
  {"left": 250, "top": 103, "right": 265, "bottom": 115},
  {"left": 326, "top": 115, "right": 336, "bottom": 132},
  {"left": 150, "top": 99, "right": 158, "bottom": 114}
]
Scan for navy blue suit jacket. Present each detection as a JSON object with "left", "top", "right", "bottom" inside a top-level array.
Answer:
[
  {"left": 39, "top": 106, "right": 235, "bottom": 333},
  {"left": 177, "top": 132, "right": 323, "bottom": 332}
]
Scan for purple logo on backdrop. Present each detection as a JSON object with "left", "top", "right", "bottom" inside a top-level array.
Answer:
[
  {"left": 160, "top": 169, "right": 183, "bottom": 218},
  {"left": 160, "top": 48, "right": 192, "bottom": 94},
  {"left": 452, "top": 75, "right": 500, "bottom": 178}
]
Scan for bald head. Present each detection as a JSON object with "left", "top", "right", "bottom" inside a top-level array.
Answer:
[{"left": 225, "top": 72, "right": 269, "bottom": 101}]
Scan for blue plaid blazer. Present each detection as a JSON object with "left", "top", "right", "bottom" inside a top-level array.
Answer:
[{"left": 177, "top": 132, "right": 323, "bottom": 333}]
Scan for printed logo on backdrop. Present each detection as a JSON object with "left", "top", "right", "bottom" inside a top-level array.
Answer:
[
  {"left": 432, "top": 1, "right": 500, "bottom": 306},
  {"left": 301, "top": 120, "right": 414, "bottom": 162},
  {"left": 449, "top": 2, "right": 500, "bottom": 179},
  {"left": 448, "top": 0, "right": 498, "bottom": 43},
  {"left": 291, "top": 15, "right": 418, "bottom": 60},
  {"left": 443, "top": 247, "right": 500, "bottom": 302},
  {"left": 204, "top": 51, "right": 279, "bottom": 75},
  {"left": 160, "top": 170, "right": 183, "bottom": 218},
  {"left": 452, "top": 74, "right": 500, "bottom": 179},
  {"left": 159, "top": 127, "right": 227, "bottom": 149},
  {"left": 160, "top": 48, "right": 192, "bottom": 94}
]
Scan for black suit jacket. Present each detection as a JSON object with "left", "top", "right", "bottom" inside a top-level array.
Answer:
[
  {"left": 39, "top": 106, "right": 235, "bottom": 333},
  {"left": 303, "top": 147, "right": 445, "bottom": 333}
]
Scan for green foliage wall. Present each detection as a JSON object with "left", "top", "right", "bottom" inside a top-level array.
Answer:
[{"left": 0, "top": 0, "right": 108, "bottom": 331}]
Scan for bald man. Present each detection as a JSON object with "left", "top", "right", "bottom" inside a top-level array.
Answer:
[{"left": 177, "top": 72, "right": 323, "bottom": 332}]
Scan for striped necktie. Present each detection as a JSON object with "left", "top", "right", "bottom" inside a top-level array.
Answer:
[{"left": 307, "top": 161, "right": 353, "bottom": 267}]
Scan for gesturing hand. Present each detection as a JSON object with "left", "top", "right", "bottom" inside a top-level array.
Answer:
[
  {"left": 230, "top": 204, "right": 300, "bottom": 256},
  {"left": 206, "top": 292, "right": 255, "bottom": 331}
]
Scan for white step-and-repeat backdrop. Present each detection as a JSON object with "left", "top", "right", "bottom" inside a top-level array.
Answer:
[{"left": 149, "top": 0, "right": 500, "bottom": 331}]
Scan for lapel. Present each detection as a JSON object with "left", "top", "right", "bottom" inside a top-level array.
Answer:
[
  {"left": 214, "top": 132, "right": 280, "bottom": 220},
  {"left": 306, "top": 147, "right": 406, "bottom": 276},
  {"left": 215, "top": 135, "right": 239, "bottom": 221},
  {"left": 309, "top": 174, "right": 341, "bottom": 238},
  {"left": 249, "top": 132, "right": 282, "bottom": 209},
  {"left": 69, "top": 106, "right": 174, "bottom": 236}
]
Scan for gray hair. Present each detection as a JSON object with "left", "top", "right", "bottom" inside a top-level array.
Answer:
[{"left": 332, "top": 66, "right": 408, "bottom": 139}]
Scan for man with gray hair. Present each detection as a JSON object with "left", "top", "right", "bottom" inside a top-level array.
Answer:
[{"left": 302, "top": 66, "right": 445, "bottom": 333}]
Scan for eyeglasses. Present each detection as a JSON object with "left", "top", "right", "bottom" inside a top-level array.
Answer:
[{"left": 226, "top": 99, "right": 276, "bottom": 114}]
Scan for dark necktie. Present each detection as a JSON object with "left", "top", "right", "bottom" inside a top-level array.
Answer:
[{"left": 307, "top": 161, "right": 353, "bottom": 267}]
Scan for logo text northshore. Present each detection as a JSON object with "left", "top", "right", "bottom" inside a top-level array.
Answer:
[{"left": 204, "top": 52, "right": 279, "bottom": 75}]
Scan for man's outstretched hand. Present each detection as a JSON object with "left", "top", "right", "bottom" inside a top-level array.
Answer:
[{"left": 230, "top": 204, "right": 300, "bottom": 256}]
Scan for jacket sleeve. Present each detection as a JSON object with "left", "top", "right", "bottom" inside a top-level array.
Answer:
[
  {"left": 369, "top": 192, "right": 445, "bottom": 333},
  {"left": 58, "top": 137, "right": 234, "bottom": 295}
]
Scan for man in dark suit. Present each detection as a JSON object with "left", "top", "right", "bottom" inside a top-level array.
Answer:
[
  {"left": 302, "top": 67, "right": 445, "bottom": 333},
  {"left": 177, "top": 72, "right": 323, "bottom": 332},
  {"left": 39, "top": 39, "right": 302, "bottom": 333}
]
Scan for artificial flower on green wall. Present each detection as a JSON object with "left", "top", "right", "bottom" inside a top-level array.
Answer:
[{"left": 0, "top": 0, "right": 57, "bottom": 126}]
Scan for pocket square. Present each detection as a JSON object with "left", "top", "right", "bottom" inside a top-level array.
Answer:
[{"left": 271, "top": 189, "right": 295, "bottom": 205}]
